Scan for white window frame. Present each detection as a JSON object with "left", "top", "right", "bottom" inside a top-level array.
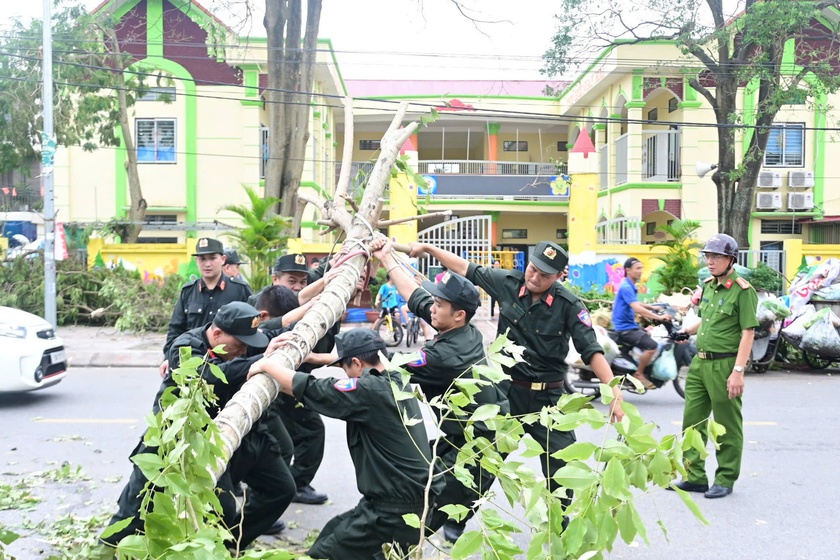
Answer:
[
  {"left": 763, "top": 123, "right": 805, "bottom": 168},
  {"left": 260, "top": 126, "right": 270, "bottom": 179},
  {"left": 136, "top": 118, "right": 176, "bottom": 164}
]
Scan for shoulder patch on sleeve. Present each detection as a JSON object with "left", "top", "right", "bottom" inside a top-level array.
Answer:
[
  {"left": 736, "top": 277, "right": 751, "bottom": 289},
  {"left": 703, "top": 276, "right": 715, "bottom": 283},
  {"left": 407, "top": 349, "right": 427, "bottom": 367},
  {"left": 334, "top": 378, "right": 358, "bottom": 392},
  {"left": 577, "top": 309, "right": 592, "bottom": 328}
]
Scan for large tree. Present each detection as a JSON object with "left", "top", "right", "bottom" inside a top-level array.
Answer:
[
  {"left": 543, "top": 0, "right": 840, "bottom": 248},
  {"left": 0, "top": 2, "right": 165, "bottom": 242}
]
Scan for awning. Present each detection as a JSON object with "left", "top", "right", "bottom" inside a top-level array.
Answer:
[{"left": 801, "top": 215, "right": 840, "bottom": 224}]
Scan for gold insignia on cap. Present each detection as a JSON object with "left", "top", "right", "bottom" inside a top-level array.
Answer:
[
  {"left": 294, "top": 254, "right": 306, "bottom": 266},
  {"left": 441, "top": 271, "right": 451, "bottom": 284},
  {"left": 198, "top": 238, "right": 209, "bottom": 248},
  {"left": 544, "top": 246, "right": 557, "bottom": 260},
  {"left": 251, "top": 316, "right": 260, "bottom": 329}
]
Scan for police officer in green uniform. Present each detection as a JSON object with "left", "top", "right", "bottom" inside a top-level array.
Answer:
[
  {"left": 372, "top": 238, "right": 509, "bottom": 542},
  {"left": 249, "top": 329, "right": 442, "bottom": 559},
  {"left": 408, "top": 240, "right": 624, "bottom": 497},
  {"left": 103, "top": 302, "right": 295, "bottom": 549},
  {"left": 160, "top": 237, "right": 252, "bottom": 374},
  {"left": 248, "top": 253, "right": 334, "bottom": 504},
  {"left": 672, "top": 234, "right": 758, "bottom": 499}
]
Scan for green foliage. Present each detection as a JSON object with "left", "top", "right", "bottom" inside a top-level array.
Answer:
[
  {"left": 221, "top": 185, "right": 291, "bottom": 291},
  {"left": 0, "top": 256, "right": 181, "bottom": 330},
  {"left": 566, "top": 282, "right": 616, "bottom": 313},
  {"left": 748, "top": 262, "right": 784, "bottom": 294},
  {"left": 651, "top": 220, "right": 702, "bottom": 295}
]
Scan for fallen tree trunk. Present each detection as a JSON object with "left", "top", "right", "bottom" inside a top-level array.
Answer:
[{"left": 210, "top": 100, "right": 417, "bottom": 479}]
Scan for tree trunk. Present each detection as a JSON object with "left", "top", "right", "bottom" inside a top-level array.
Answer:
[
  {"left": 264, "top": 0, "right": 322, "bottom": 232},
  {"left": 209, "top": 102, "right": 417, "bottom": 481}
]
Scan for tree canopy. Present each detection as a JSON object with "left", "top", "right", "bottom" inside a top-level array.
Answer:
[{"left": 543, "top": 0, "right": 840, "bottom": 247}]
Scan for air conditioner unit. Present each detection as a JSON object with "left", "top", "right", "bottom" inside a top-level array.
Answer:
[
  {"left": 788, "top": 170, "right": 815, "bottom": 188},
  {"left": 756, "top": 192, "right": 782, "bottom": 210},
  {"left": 788, "top": 192, "right": 814, "bottom": 210},
  {"left": 757, "top": 170, "right": 782, "bottom": 188}
]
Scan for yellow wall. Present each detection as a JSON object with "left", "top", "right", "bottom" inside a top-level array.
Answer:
[
  {"left": 87, "top": 238, "right": 194, "bottom": 279},
  {"left": 496, "top": 212, "right": 565, "bottom": 245}
]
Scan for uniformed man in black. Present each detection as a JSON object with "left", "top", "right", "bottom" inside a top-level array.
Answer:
[
  {"left": 409, "top": 240, "right": 624, "bottom": 497},
  {"left": 372, "top": 238, "right": 509, "bottom": 542},
  {"left": 103, "top": 302, "right": 295, "bottom": 550},
  {"left": 159, "top": 237, "right": 252, "bottom": 375},
  {"left": 223, "top": 248, "right": 250, "bottom": 286},
  {"left": 248, "top": 253, "right": 333, "bottom": 505},
  {"left": 249, "top": 329, "right": 442, "bottom": 559}
]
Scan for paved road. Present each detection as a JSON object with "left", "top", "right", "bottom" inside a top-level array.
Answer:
[{"left": 1, "top": 365, "right": 838, "bottom": 559}]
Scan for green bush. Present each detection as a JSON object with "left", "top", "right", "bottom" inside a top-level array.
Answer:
[
  {"left": 748, "top": 262, "right": 784, "bottom": 294},
  {"left": 0, "top": 256, "right": 181, "bottom": 331}
]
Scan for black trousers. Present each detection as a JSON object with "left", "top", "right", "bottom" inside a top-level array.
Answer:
[
  {"left": 103, "top": 428, "right": 294, "bottom": 550},
  {"left": 308, "top": 497, "right": 421, "bottom": 559},
  {"left": 276, "top": 393, "right": 325, "bottom": 488}
]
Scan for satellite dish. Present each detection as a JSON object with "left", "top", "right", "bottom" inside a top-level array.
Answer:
[{"left": 696, "top": 161, "right": 718, "bottom": 178}]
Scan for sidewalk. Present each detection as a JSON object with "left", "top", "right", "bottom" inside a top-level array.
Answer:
[{"left": 59, "top": 319, "right": 503, "bottom": 368}]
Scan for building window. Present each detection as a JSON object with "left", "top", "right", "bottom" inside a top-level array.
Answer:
[
  {"left": 503, "top": 141, "right": 528, "bottom": 152},
  {"left": 260, "top": 126, "right": 270, "bottom": 179},
  {"left": 502, "top": 228, "right": 527, "bottom": 239},
  {"left": 646, "top": 222, "right": 657, "bottom": 235},
  {"left": 764, "top": 123, "right": 804, "bottom": 167},
  {"left": 556, "top": 228, "right": 567, "bottom": 240},
  {"left": 136, "top": 119, "right": 176, "bottom": 163},
  {"left": 760, "top": 220, "right": 802, "bottom": 235},
  {"left": 557, "top": 142, "right": 568, "bottom": 152},
  {"left": 137, "top": 86, "right": 176, "bottom": 102},
  {"left": 647, "top": 108, "right": 658, "bottom": 121},
  {"left": 359, "top": 140, "right": 381, "bottom": 151},
  {"left": 668, "top": 98, "right": 678, "bottom": 113}
]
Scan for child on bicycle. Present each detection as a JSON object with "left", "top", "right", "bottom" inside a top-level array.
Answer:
[{"left": 374, "top": 273, "right": 408, "bottom": 326}]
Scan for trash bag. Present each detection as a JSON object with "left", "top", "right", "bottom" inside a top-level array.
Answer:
[
  {"left": 760, "top": 298, "right": 791, "bottom": 319},
  {"left": 682, "top": 308, "right": 701, "bottom": 332},
  {"left": 594, "top": 325, "right": 620, "bottom": 363},
  {"left": 651, "top": 345, "right": 678, "bottom": 381},
  {"left": 801, "top": 315, "right": 840, "bottom": 356},
  {"left": 781, "top": 305, "right": 815, "bottom": 343}
]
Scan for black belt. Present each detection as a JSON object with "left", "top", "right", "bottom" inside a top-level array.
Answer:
[
  {"left": 696, "top": 352, "right": 737, "bottom": 360},
  {"left": 511, "top": 379, "right": 563, "bottom": 391}
]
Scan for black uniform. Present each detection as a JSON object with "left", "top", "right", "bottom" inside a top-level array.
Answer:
[
  {"left": 466, "top": 262, "right": 604, "bottom": 493},
  {"left": 291, "top": 367, "right": 441, "bottom": 559},
  {"left": 403, "top": 287, "right": 509, "bottom": 530},
  {"left": 103, "top": 326, "right": 294, "bottom": 548},
  {"left": 164, "top": 275, "right": 252, "bottom": 355}
]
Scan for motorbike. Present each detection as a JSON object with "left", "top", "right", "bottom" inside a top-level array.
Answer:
[{"left": 564, "top": 304, "right": 696, "bottom": 399}]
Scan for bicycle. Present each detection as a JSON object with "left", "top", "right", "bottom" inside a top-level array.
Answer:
[
  {"left": 405, "top": 312, "right": 421, "bottom": 347},
  {"left": 372, "top": 307, "right": 404, "bottom": 347}
]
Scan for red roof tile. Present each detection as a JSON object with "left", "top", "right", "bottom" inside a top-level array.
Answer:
[{"left": 345, "top": 79, "right": 568, "bottom": 98}]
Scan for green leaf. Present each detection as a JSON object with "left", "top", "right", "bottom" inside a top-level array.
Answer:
[
  {"left": 0, "top": 526, "right": 20, "bottom": 545},
  {"left": 470, "top": 404, "right": 500, "bottom": 423},
  {"left": 602, "top": 457, "right": 633, "bottom": 500},
  {"left": 131, "top": 453, "right": 165, "bottom": 480},
  {"left": 208, "top": 362, "right": 228, "bottom": 383},
  {"left": 552, "top": 462, "right": 598, "bottom": 490},
  {"left": 708, "top": 417, "right": 727, "bottom": 449},
  {"left": 116, "top": 534, "right": 149, "bottom": 557},
  {"left": 471, "top": 363, "right": 510, "bottom": 384},
  {"left": 521, "top": 437, "right": 546, "bottom": 458},
  {"left": 402, "top": 513, "right": 420, "bottom": 529},
  {"left": 450, "top": 530, "right": 483, "bottom": 558},
  {"left": 552, "top": 441, "right": 597, "bottom": 462},
  {"left": 439, "top": 503, "right": 470, "bottom": 523},
  {"left": 615, "top": 503, "right": 637, "bottom": 544},
  {"left": 673, "top": 487, "right": 710, "bottom": 525}
]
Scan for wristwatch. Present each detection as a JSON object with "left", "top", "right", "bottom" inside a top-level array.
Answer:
[{"left": 733, "top": 365, "right": 745, "bottom": 373}]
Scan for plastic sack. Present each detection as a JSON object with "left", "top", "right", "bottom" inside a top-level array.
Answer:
[
  {"left": 651, "top": 345, "right": 678, "bottom": 381},
  {"left": 813, "top": 284, "right": 840, "bottom": 301},
  {"left": 760, "top": 298, "right": 791, "bottom": 319},
  {"left": 802, "top": 307, "right": 840, "bottom": 329},
  {"left": 801, "top": 316, "right": 840, "bottom": 356},
  {"left": 682, "top": 308, "right": 701, "bottom": 332},
  {"left": 594, "top": 325, "right": 620, "bottom": 363},
  {"left": 565, "top": 343, "right": 583, "bottom": 367},
  {"left": 782, "top": 305, "right": 816, "bottom": 342}
]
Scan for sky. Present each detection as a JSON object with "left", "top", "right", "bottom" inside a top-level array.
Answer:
[{"left": 0, "top": 0, "right": 563, "bottom": 81}]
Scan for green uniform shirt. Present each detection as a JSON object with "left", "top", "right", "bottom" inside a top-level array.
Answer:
[
  {"left": 291, "top": 368, "right": 439, "bottom": 506},
  {"left": 404, "top": 288, "right": 510, "bottom": 438},
  {"left": 696, "top": 271, "right": 759, "bottom": 353},
  {"left": 466, "top": 263, "right": 603, "bottom": 381},
  {"left": 165, "top": 275, "right": 252, "bottom": 354}
]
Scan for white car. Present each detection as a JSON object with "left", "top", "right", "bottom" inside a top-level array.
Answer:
[{"left": 0, "top": 306, "right": 67, "bottom": 392}]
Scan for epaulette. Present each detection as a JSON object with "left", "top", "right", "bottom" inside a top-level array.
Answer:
[
  {"left": 181, "top": 278, "right": 198, "bottom": 290},
  {"left": 703, "top": 276, "right": 715, "bottom": 283},
  {"left": 555, "top": 284, "right": 579, "bottom": 303},
  {"left": 229, "top": 274, "right": 250, "bottom": 287},
  {"left": 735, "top": 277, "right": 751, "bottom": 289}
]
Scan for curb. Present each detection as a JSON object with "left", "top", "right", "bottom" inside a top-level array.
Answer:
[{"left": 68, "top": 351, "right": 162, "bottom": 369}]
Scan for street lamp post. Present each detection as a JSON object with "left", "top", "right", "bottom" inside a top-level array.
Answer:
[{"left": 42, "top": 0, "right": 57, "bottom": 327}]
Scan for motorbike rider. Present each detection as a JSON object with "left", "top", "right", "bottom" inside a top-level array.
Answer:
[{"left": 612, "top": 257, "right": 671, "bottom": 388}]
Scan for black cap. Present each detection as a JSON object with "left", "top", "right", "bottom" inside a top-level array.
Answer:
[
  {"left": 193, "top": 237, "right": 224, "bottom": 256},
  {"left": 273, "top": 253, "right": 308, "bottom": 273},
  {"left": 212, "top": 302, "right": 269, "bottom": 347},
  {"left": 329, "top": 329, "right": 386, "bottom": 365},
  {"left": 624, "top": 257, "right": 641, "bottom": 270},
  {"left": 421, "top": 271, "right": 479, "bottom": 312},
  {"left": 530, "top": 241, "right": 569, "bottom": 274},
  {"left": 224, "top": 248, "right": 247, "bottom": 265}
]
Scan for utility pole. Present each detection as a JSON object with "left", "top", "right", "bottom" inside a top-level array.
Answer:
[{"left": 42, "top": 0, "right": 57, "bottom": 327}]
